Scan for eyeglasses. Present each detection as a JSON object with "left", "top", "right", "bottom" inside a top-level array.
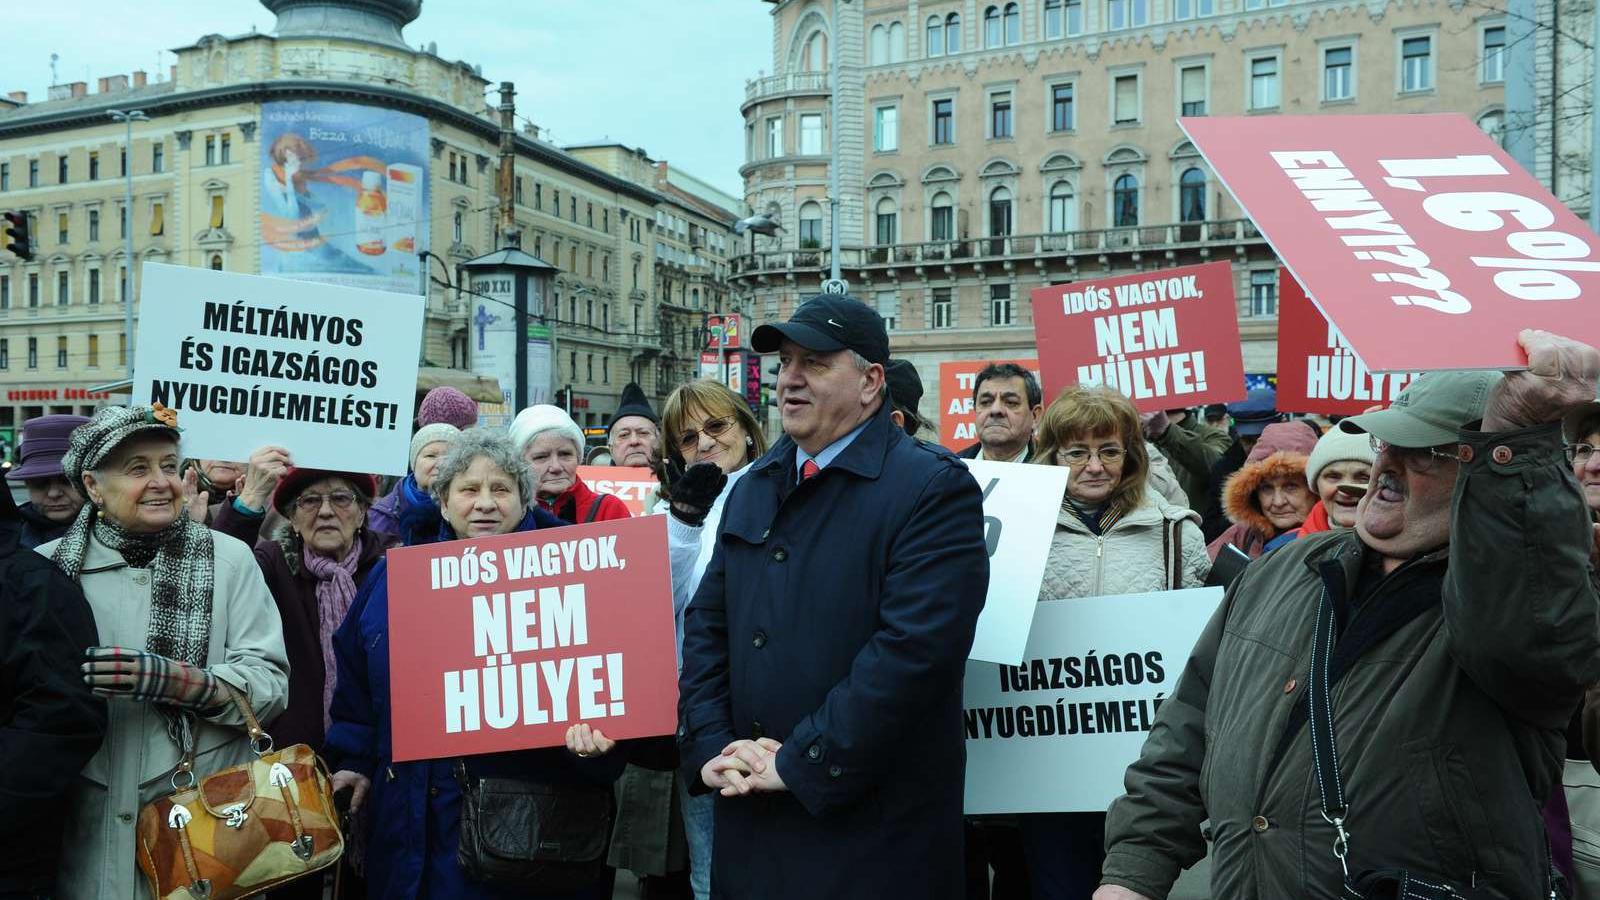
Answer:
[
  {"left": 294, "top": 491, "right": 358, "bottom": 513},
  {"left": 1058, "top": 446, "right": 1126, "bottom": 466},
  {"left": 1568, "top": 443, "right": 1597, "bottom": 465},
  {"left": 677, "top": 416, "right": 736, "bottom": 452},
  {"left": 1368, "top": 436, "right": 1461, "bottom": 474}
]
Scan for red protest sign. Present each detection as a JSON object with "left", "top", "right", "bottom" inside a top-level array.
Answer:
[
  {"left": 578, "top": 466, "right": 658, "bottom": 516},
  {"left": 1029, "top": 261, "right": 1247, "bottom": 413},
  {"left": 936, "top": 358, "right": 1040, "bottom": 451},
  {"left": 385, "top": 515, "right": 678, "bottom": 762},
  {"left": 1181, "top": 114, "right": 1600, "bottom": 372},
  {"left": 1275, "top": 269, "right": 1418, "bottom": 415}
]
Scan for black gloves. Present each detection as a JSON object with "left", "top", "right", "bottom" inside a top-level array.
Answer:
[{"left": 668, "top": 462, "right": 728, "bottom": 527}]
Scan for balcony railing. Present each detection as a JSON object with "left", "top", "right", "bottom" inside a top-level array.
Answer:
[
  {"left": 730, "top": 218, "right": 1265, "bottom": 277},
  {"left": 744, "top": 71, "right": 830, "bottom": 105}
]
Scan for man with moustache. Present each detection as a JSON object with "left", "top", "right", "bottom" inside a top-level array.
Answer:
[
  {"left": 678, "top": 295, "right": 989, "bottom": 900},
  {"left": 960, "top": 363, "right": 1043, "bottom": 463},
  {"left": 1096, "top": 330, "right": 1600, "bottom": 900}
]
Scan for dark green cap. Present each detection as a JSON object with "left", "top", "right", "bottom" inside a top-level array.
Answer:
[{"left": 1338, "top": 370, "right": 1501, "bottom": 448}]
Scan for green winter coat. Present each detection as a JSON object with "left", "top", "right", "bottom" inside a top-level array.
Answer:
[{"left": 1102, "top": 422, "right": 1600, "bottom": 900}]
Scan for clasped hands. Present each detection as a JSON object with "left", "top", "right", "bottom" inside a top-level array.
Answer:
[{"left": 700, "top": 738, "right": 786, "bottom": 797}]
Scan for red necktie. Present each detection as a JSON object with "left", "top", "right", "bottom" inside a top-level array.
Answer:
[{"left": 801, "top": 459, "right": 820, "bottom": 481}]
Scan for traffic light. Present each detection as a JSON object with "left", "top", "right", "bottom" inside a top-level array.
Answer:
[{"left": 2, "top": 211, "right": 32, "bottom": 261}]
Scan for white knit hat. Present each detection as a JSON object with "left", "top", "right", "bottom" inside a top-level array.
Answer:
[
  {"left": 409, "top": 423, "right": 460, "bottom": 470},
  {"left": 508, "top": 404, "right": 586, "bottom": 456},
  {"left": 1305, "top": 427, "right": 1376, "bottom": 489}
]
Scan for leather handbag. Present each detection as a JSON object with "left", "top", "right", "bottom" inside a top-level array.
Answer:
[
  {"left": 456, "top": 760, "right": 614, "bottom": 891},
  {"left": 135, "top": 684, "right": 344, "bottom": 900}
]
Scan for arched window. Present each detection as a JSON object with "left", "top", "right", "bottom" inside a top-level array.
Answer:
[
  {"left": 1004, "top": 3, "right": 1021, "bottom": 44},
  {"left": 984, "top": 6, "right": 1002, "bottom": 47},
  {"left": 209, "top": 253, "right": 223, "bottom": 271},
  {"left": 870, "top": 24, "right": 889, "bottom": 64},
  {"left": 875, "top": 197, "right": 899, "bottom": 245},
  {"left": 989, "top": 187, "right": 1013, "bottom": 236},
  {"left": 927, "top": 16, "right": 945, "bottom": 56},
  {"left": 798, "top": 201, "right": 823, "bottom": 248},
  {"left": 1478, "top": 110, "right": 1506, "bottom": 146},
  {"left": 1179, "top": 168, "right": 1207, "bottom": 222},
  {"left": 804, "top": 32, "right": 827, "bottom": 71},
  {"left": 946, "top": 13, "right": 963, "bottom": 52},
  {"left": 888, "top": 21, "right": 906, "bottom": 62},
  {"left": 1048, "top": 182, "right": 1075, "bottom": 232},
  {"left": 1113, "top": 174, "right": 1140, "bottom": 228},
  {"left": 930, "top": 191, "right": 955, "bottom": 241}
]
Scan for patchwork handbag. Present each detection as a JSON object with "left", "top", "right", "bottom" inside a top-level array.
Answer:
[{"left": 135, "top": 684, "right": 344, "bottom": 900}]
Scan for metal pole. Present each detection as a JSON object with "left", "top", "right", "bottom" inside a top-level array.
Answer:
[
  {"left": 828, "top": 0, "right": 843, "bottom": 285},
  {"left": 109, "top": 109, "right": 147, "bottom": 377}
]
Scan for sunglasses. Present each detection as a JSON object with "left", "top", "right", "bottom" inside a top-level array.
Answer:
[{"left": 677, "top": 416, "right": 737, "bottom": 452}]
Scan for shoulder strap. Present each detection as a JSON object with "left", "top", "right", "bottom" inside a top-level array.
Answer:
[
  {"left": 583, "top": 495, "right": 605, "bottom": 524},
  {"left": 1171, "top": 519, "right": 1184, "bottom": 590}
]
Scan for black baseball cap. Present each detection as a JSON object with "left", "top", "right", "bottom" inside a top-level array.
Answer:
[
  {"left": 884, "top": 359, "right": 925, "bottom": 427},
  {"left": 751, "top": 295, "right": 890, "bottom": 365}
]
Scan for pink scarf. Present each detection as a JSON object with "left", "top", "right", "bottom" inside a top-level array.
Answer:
[{"left": 303, "top": 539, "right": 362, "bottom": 733}]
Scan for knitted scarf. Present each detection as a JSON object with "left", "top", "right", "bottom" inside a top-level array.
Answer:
[
  {"left": 52, "top": 503, "right": 216, "bottom": 666},
  {"left": 303, "top": 539, "right": 362, "bottom": 732}
]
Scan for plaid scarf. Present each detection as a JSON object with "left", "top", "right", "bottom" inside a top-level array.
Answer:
[{"left": 52, "top": 504, "right": 216, "bottom": 667}]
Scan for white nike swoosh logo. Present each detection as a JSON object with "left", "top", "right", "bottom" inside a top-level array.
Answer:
[{"left": 828, "top": 318, "right": 842, "bottom": 328}]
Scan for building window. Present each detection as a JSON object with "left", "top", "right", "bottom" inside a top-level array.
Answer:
[
  {"left": 57, "top": 270, "right": 69, "bottom": 305},
  {"left": 88, "top": 334, "right": 99, "bottom": 367},
  {"left": 586, "top": 354, "right": 594, "bottom": 383},
  {"left": 570, "top": 197, "right": 577, "bottom": 222},
  {"left": 1482, "top": 25, "right": 1505, "bottom": 83},
  {"left": 515, "top": 177, "right": 524, "bottom": 205},
  {"left": 149, "top": 201, "right": 164, "bottom": 236},
  {"left": 875, "top": 197, "right": 898, "bottom": 245},
  {"left": 88, "top": 268, "right": 99, "bottom": 303},
  {"left": 988, "top": 187, "right": 1013, "bottom": 241},
  {"left": 930, "top": 191, "right": 955, "bottom": 240},
  {"left": 453, "top": 211, "right": 463, "bottom": 244},
  {"left": 1478, "top": 109, "right": 1506, "bottom": 146},
  {"left": 799, "top": 201, "right": 823, "bottom": 248},
  {"left": 221, "top": 134, "right": 231, "bottom": 164},
  {"left": 119, "top": 266, "right": 128, "bottom": 304},
  {"left": 932, "top": 288, "right": 954, "bottom": 328},
  {"left": 551, "top": 189, "right": 559, "bottom": 214},
  {"left": 1052, "top": 84, "right": 1076, "bottom": 131},
  {"left": 989, "top": 91, "right": 1013, "bottom": 139},
  {"left": 28, "top": 337, "right": 38, "bottom": 369},
  {"left": 799, "top": 114, "right": 824, "bottom": 155},
  {"left": 990, "top": 284, "right": 1013, "bottom": 326},
  {"left": 119, "top": 147, "right": 126, "bottom": 177},
  {"left": 945, "top": 13, "right": 962, "bottom": 51},
  {"left": 88, "top": 209, "right": 99, "bottom": 242},
  {"left": 58, "top": 212, "right": 69, "bottom": 244},
  {"left": 152, "top": 143, "right": 164, "bottom": 173},
  {"left": 874, "top": 106, "right": 898, "bottom": 152},
  {"left": 118, "top": 333, "right": 126, "bottom": 366},
  {"left": 210, "top": 195, "right": 225, "bottom": 229},
  {"left": 932, "top": 97, "right": 955, "bottom": 144},
  {"left": 1250, "top": 56, "right": 1280, "bottom": 110},
  {"left": 1179, "top": 168, "right": 1207, "bottom": 222},
  {"left": 803, "top": 31, "right": 827, "bottom": 72},
  {"left": 0, "top": 162, "right": 8, "bottom": 191},
  {"left": 1175, "top": 0, "right": 1213, "bottom": 19},
  {"left": 0, "top": 275, "right": 6, "bottom": 309},
  {"left": 1401, "top": 35, "right": 1433, "bottom": 92},
  {"left": 984, "top": 6, "right": 1002, "bottom": 47},
  {"left": 29, "top": 159, "right": 39, "bottom": 187},
  {"left": 1323, "top": 45, "right": 1354, "bottom": 101},
  {"left": 1044, "top": 0, "right": 1064, "bottom": 38},
  {"left": 1180, "top": 65, "right": 1207, "bottom": 116},
  {"left": 1113, "top": 74, "right": 1140, "bottom": 124},
  {"left": 766, "top": 117, "right": 784, "bottom": 158},
  {"left": 1004, "top": 3, "right": 1020, "bottom": 44},
  {"left": 56, "top": 336, "right": 67, "bottom": 368},
  {"left": 120, "top": 205, "right": 127, "bottom": 238},
  {"left": 28, "top": 273, "right": 39, "bottom": 307},
  {"left": 869, "top": 24, "right": 889, "bottom": 64},
  {"left": 587, "top": 202, "right": 594, "bottom": 228},
  {"left": 1113, "top": 174, "right": 1139, "bottom": 227},
  {"left": 602, "top": 209, "right": 609, "bottom": 233},
  {"left": 927, "top": 15, "right": 945, "bottom": 56},
  {"left": 205, "top": 135, "right": 216, "bottom": 166},
  {"left": 1249, "top": 269, "right": 1278, "bottom": 316},
  {"left": 0, "top": 339, "right": 7, "bottom": 368},
  {"left": 210, "top": 253, "right": 223, "bottom": 271},
  {"left": 1107, "top": 0, "right": 1146, "bottom": 30},
  {"left": 875, "top": 291, "right": 900, "bottom": 330},
  {"left": 1048, "top": 182, "right": 1075, "bottom": 231},
  {"left": 58, "top": 155, "right": 68, "bottom": 184},
  {"left": 89, "top": 152, "right": 99, "bottom": 181}
]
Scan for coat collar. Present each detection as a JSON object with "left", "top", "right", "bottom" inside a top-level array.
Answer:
[
  {"left": 753, "top": 400, "right": 896, "bottom": 484},
  {"left": 1298, "top": 527, "right": 1450, "bottom": 588}
]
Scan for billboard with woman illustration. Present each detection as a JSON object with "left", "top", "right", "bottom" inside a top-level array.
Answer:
[{"left": 260, "top": 101, "right": 430, "bottom": 294}]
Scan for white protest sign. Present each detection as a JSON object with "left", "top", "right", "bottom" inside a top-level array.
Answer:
[
  {"left": 963, "top": 458, "right": 1069, "bottom": 665},
  {"left": 132, "top": 262, "right": 424, "bottom": 474},
  {"left": 963, "top": 587, "right": 1222, "bottom": 814}
]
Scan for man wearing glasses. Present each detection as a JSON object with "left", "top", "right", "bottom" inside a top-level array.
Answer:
[{"left": 1097, "top": 330, "right": 1600, "bottom": 900}]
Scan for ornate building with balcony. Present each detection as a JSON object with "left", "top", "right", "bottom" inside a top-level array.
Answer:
[{"left": 737, "top": 0, "right": 1507, "bottom": 425}]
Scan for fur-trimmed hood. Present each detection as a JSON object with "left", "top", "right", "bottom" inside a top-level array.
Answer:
[{"left": 1220, "top": 421, "right": 1317, "bottom": 537}]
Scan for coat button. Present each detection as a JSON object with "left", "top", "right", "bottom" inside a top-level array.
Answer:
[
  {"left": 772, "top": 548, "right": 787, "bottom": 562},
  {"left": 807, "top": 744, "right": 821, "bottom": 760},
  {"left": 1252, "top": 815, "right": 1270, "bottom": 833},
  {"left": 132, "top": 573, "right": 148, "bottom": 585},
  {"left": 1458, "top": 445, "right": 1475, "bottom": 463},
  {"left": 752, "top": 631, "right": 767, "bottom": 649},
  {"left": 119, "top": 812, "right": 133, "bottom": 824},
  {"left": 828, "top": 764, "right": 843, "bottom": 778},
  {"left": 1282, "top": 678, "right": 1297, "bottom": 694},
  {"left": 429, "top": 786, "right": 440, "bottom": 798},
  {"left": 1492, "top": 445, "right": 1514, "bottom": 464}
]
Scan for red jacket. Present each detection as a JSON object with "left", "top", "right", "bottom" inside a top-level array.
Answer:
[
  {"left": 1295, "top": 500, "right": 1334, "bottom": 538},
  {"left": 540, "top": 475, "right": 632, "bottom": 524}
]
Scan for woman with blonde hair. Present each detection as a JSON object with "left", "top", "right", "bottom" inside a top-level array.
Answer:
[{"left": 1021, "top": 385, "right": 1209, "bottom": 898}]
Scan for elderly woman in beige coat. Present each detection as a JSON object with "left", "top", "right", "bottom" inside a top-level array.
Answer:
[
  {"left": 37, "top": 405, "right": 289, "bottom": 899},
  {"left": 1020, "top": 386, "right": 1210, "bottom": 900}
]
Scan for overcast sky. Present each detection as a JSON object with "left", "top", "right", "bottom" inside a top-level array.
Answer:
[{"left": 0, "top": 1, "right": 771, "bottom": 196}]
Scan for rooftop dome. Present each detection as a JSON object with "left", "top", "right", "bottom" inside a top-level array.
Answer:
[{"left": 260, "top": 0, "right": 422, "bottom": 49}]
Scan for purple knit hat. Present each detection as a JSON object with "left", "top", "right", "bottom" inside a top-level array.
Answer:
[
  {"left": 417, "top": 386, "right": 479, "bottom": 430},
  {"left": 6, "top": 414, "right": 90, "bottom": 481}
]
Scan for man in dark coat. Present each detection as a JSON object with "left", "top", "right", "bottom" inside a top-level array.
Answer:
[
  {"left": 678, "top": 295, "right": 990, "bottom": 900},
  {"left": 0, "top": 484, "right": 105, "bottom": 897}
]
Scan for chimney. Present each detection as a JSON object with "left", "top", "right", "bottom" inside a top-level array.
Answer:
[
  {"left": 169, "top": 64, "right": 177, "bottom": 82},
  {"left": 105, "top": 74, "right": 128, "bottom": 93},
  {"left": 133, "top": 70, "right": 148, "bottom": 88},
  {"left": 8, "top": 91, "right": 27, "bottom": 104},
  {"left": 69, "top": 81, "right": 87, "bottom": 98},
  {"left": 48, "top": 84, "right": 71, "bottom": 101},
  {"left": 98, "top": 77, "right": 110, "bottom": 94}
]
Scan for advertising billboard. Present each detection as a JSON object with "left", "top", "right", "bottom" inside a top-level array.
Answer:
[{"left": 260, "top": 101, "right": 430, "bottom": 294}]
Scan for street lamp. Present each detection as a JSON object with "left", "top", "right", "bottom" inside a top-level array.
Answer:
[{"left": 109, "top": 109, "right": 148, "bottom": 376}]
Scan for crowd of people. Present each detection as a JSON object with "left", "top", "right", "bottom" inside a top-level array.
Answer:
[{"left": 2, "top": 291, "right": 1599, "bottom": 900}]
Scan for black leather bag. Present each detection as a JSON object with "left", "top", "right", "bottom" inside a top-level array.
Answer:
[{"left": 456, "top": 767, "right": 613, "bottom": 891}]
